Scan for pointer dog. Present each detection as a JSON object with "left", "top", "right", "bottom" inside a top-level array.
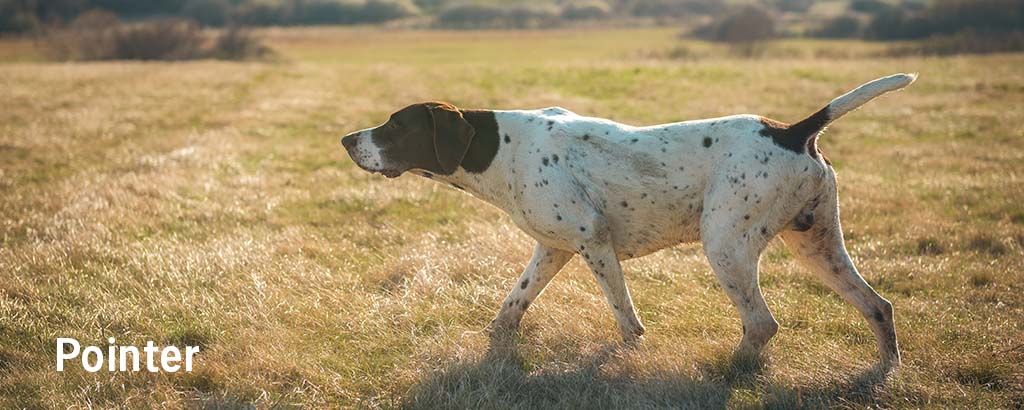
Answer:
[{"left": 341, "top": 73, "right": 916, "bottom": 369}]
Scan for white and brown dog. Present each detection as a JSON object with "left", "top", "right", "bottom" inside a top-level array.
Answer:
[{"left": 341, "top": 73, "right": 916, "bottom": 369}]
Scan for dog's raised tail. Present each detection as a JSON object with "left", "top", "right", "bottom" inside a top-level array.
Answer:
[
  {"left": 764, "top": 73, "right": 917, "bottom": 156},
  {"left": 825, "top": 73, "right": 917, "bottom": 122}
]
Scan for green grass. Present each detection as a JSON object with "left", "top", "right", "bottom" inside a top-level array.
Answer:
[{"left": 1, "top": 28, "right": 1023, "bottom": 408}]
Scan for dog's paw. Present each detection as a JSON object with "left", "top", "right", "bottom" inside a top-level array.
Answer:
[
  {"left": 486, "top": 317, "right": 520, "bottom": 338},
  {"left": 621, "top": 324, "right": 646, "bottom": 346},
  {"left": 878, "top": 351, "right": 902, "bottom": 374}
]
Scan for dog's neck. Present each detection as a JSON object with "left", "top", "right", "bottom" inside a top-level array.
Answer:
[
  {"left": 417, "top": 168, "right": 507, "bottom": 203},
  {"left": 411, "top": 157, "right": 517, "bottom": 214}
]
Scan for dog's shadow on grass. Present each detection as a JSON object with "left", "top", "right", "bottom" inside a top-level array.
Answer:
[{"left": 402, "top": 336, "right": 895, "bottom": 409}]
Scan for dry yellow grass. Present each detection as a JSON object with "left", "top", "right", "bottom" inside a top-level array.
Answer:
[{"left": 0, "top": 28, "right": 1022, "bottom": 408}]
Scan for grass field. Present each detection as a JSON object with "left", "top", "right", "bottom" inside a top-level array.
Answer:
[{"left": 1, "top": 28, "right": 1022, "bottom": 408}]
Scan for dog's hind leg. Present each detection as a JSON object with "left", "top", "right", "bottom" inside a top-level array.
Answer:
[
  {"left": 699, "top": 190, "right": 780, "bottom": 355},
  {"left": 780, "top": 189, "right": 901, "bottom": 370},
  {"left": 701, "top": 232, "right": 779, "bottom": 355},
  {"left": 490, "top": 242, "right": 573, "bottom": 336}
]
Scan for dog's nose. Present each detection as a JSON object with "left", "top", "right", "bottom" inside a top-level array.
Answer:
[{"left": 341, "top": 134, "right": 357, "bottom": 150}]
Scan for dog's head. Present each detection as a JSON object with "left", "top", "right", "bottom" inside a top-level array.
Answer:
[{"left": 341, "top": 102, "right": 476, "bottom": 178}]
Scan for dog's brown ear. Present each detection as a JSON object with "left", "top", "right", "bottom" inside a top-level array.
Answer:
[{"left": 427, "top": 103, "right": 475, "bottom": 174}]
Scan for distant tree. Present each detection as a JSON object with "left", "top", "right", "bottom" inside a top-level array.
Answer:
[
  {"left": 629, "top": 0, "right": 722, "bottom": 17},
  {"left": 506, "top": 5, "right": 559, "bottom": 28},
  {"left": 358, "top": 0, "right": 418, "bottom": 23},
  {"left": 410, "top": 0, "right": 443, "bottom": 13},
  {"left": 812, "top": 14, "right": 862, "bottom": 38},
  {"left": 183, "top": 0, "right": 230, "bottom": 26},
  {"left": 90, "top": 0, "right": 188, "bottom": 17},
  {"left": 436, "top": 4, "right": 505, "bottom": 28},
  {"left": 849, "top": 0, "right": 893, "bottom": 14},
  {"left": 435, "top": 3, "right": 558, "bottom": 29},
  {"left": 230, "top": 0, "right": 288, "bottom": 26},
  {"left": 291, "top": 0, "right": 360, "bottom": 25},
  {"left": 772, "top": 0, "right": 812, "bottom": 13},
  {"left": 864, "top": 0, "right": 1024, "bottom": 40},
  {"left": 926, "top": 0, "right": 1024, "bottom": 35},
  {"left": 561, "top": 1, "right": 610, "bottom": 21},
  {"left": 0, "top": 0, "right": 41, "bottom": 32}
]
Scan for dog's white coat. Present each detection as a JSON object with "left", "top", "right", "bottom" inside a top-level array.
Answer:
[{"left": 344, "top": 74, "right": 916, "bottom": 368}]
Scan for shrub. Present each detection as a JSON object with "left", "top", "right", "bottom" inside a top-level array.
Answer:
[
  {"left": 44, "top": 12, "right": 272, "bottom": 61},
  {"left": 561, "top": 1, "right": 610, "bottom": 21},
  {"left": 44, "top": 9, "right": 122, "bottom": 60},
  {"left": 108, "top": 19, "right": 205, "bottom": 60},
  {"left": 208, "top": 26, "right": 273, "bottom": 60},
  {"left": 693, "top": 5, "right": 776, "bottom": 43}
]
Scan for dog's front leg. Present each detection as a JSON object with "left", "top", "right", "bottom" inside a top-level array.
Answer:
[
  {"left": 489, "top": 242, "right": 573, "bottom": 336},
  {"left": 574, "top": 223, "right": 646, "bottom": 343}
]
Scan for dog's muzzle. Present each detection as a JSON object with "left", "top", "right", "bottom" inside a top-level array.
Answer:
[{"left": 340, "top": 131, "right": 402, "bottom": 178}]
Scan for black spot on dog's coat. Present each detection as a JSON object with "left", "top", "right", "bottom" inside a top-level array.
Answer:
[
  {"left": 702, "top": 137, "right": 712, "bottom": 148},
  {"left": 521, "top": 279, "right": 529, "bottom": 289},
  {"left": 459, "top": 109, "right": 501, "bottom": 173}
]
